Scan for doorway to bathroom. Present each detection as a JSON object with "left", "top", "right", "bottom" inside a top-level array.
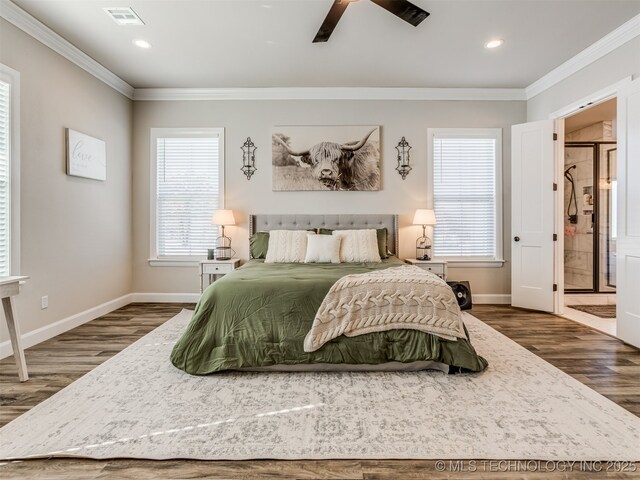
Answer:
[{"left": 562, "top": 98, "right": 617, "bottom": 335}]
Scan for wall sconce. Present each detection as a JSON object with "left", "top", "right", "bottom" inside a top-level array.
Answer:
[
  {"left": 395, "top": 137, "right": 412, "bottom": 180},
  {"left": 241, "top": 137, "right": 257, "bottom": 180}
]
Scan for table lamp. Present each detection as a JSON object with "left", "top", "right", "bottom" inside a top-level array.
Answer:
[
  {"left": 413, "top": 209, "right": 437, "bottom": 260},
  {"left": 211, "top": 209, "right": 236, "bottom": 260}
]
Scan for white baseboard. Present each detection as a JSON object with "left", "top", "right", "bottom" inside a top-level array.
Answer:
[
  {"left": 0, "top": 290, "right": 509, "bottom": 360},
  {"left": 473, "top": 294, "right": 511, "bottom": 305},
  {"left": 0, "top": 294, "right": 132, "bottom": 360},
  {"left": 130, "top": 292, "right": 200, "bottom": 303}
]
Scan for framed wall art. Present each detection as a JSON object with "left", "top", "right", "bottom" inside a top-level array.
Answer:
[
  {"left": 272, "top": 125, "right": 380, "bottom": 191},
  {"left": 66, "top": 128, "right": 106, "bottom": 181}
]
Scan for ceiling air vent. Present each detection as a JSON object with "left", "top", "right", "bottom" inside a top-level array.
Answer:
[{"left": 103, "top": 7, "right": 145, "bottom": 26}]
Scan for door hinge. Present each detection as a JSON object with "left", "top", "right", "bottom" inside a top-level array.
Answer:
[
  {"left": 553, "top": 182, "right": 558, "bottom": 191},
  {"left": 553, "top": 284, "right": 558, "bottom": 292},
  {"left": 553, "top": 233, "right": 558, "bottom": 241},
  {"left": 553, "top": 133, "right": 558, "bottom": 141}
]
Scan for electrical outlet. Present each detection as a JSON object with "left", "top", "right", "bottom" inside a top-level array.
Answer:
[{"left": 41, "top": 295, "right": 48, "bottom": 309}]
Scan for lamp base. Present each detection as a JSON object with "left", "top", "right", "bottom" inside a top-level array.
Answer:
[{"left": 214, "top": 235, "right": 235, "bottom": 261}]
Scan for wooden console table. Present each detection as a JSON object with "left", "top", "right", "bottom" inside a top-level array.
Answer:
[{"left": 1, "top": 276, "right": 29, "bottom": 381}]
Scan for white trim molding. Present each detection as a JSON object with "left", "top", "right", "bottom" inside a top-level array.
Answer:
[
  {"left": 130, "top": 293, "right": 200, "bottom": 303},
  {"left": 0, "top": 294, "right": 132, "bottom": 359},
  {"left": 427, "top": 127, "right": 504, "bottom": 264},
  {"left": 474, "top": 294, "right": 511, "bottom": 305},
  {"left": 0, "top": 0, "right": 134, "bottom": 99},
  {"left": 0, "top": 290, "right": 513, "bottom": 359},
  {"left": 0, "top": 63, "right": 21, "bottom": 276},
  {"left": 134, "top": 87, "right": 526, "bottom": 102},
  {"left": 549, "top": 76, "right": 633, "bottom": 119},
  {"left": 149, "top": 127, "right": 225, "bottom": 265},
  {"left": 0, "top": 292, "right": 201, "bottom": 359},
  {"left": 3, "top": 0, "right": 638, "bottom": 103},
  {"left": 526, "top": 14, "right": 640, "bottom": 100}
]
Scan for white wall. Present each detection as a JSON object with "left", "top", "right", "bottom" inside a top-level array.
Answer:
[
  {"left": 133, "top": 99, "right": 525, "bottom": 296},
  {"left": 527, "top": 36, "right": 640, "bottom": 121},
  {"left": 0, "top": 19, "right": 133, "bottom": 343}
]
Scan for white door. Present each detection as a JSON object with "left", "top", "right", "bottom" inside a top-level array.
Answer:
[
  {"left": 511, "top": 120, "right": 556, "bottom": 312},
  {"left": 616, "top": 78, "right": 640, "bottom": 348}
]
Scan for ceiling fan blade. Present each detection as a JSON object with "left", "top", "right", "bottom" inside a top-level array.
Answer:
[
  {"left": 369, "top": 0, "right": 430, "bottom": 27},
  {"left": 313, "top": 0, "right": 350, "bottom": 43}
]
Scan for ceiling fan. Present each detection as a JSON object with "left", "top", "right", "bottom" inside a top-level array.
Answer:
[{"left": 313, "top": 0, "right": 429, "bottom": 43}]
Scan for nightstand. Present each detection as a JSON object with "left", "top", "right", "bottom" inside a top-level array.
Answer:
[
  {"left": 199, "top": 259, "right": 240, "bottom": 293},
  {"left": 405, "top": 258, "right": 448, "bottom": 280}
]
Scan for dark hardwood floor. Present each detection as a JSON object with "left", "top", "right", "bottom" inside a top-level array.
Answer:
[{"left": 1, "top": 303, "right": 638, "bottom": 479}]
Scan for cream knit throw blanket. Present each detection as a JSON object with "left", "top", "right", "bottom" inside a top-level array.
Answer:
[{"left": 304, "top": 266, "right": 466, "bottom": 352}]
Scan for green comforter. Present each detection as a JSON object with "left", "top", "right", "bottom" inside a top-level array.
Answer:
[{"left": 170, "top": 258, "right": 488, "bottom": 374}]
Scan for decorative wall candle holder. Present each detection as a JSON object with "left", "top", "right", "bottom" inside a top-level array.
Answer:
[
  {"left": 395, "top": 137, "right": 412, "bottom": 180},
  {"left": 241, "top": 137, "right": 257, "bottom": 180}
]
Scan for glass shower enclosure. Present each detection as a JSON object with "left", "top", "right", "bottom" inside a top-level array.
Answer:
[{"left": 564, "top": 142, "right": 616, "bottom": 293}]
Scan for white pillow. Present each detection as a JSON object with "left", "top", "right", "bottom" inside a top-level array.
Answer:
[
  {"left": 304, "top": 234, "right": 341, "bottom": 263},
  {"left": 265, "top": 230, "right": 314, "bottom": 263},
  {"left": 332, "top": 229, "right": 381, "bottom": 263}
]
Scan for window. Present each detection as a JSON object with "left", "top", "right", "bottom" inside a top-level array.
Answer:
[
  {"left": 0, "top": 64, "right": 20, "bottom": 276},
  {"left": 428, "top": 128, "right": 503, "bottom": 265},
  {"left": 150, "top": 128, "right": 224, "bottom": 266}
]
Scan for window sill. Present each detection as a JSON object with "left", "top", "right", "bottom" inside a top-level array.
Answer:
[
  {"left": 444, "top": 259, "right": 505, "bottom": 268},
  {"left": 148, "top": 258, "right": 201, "bottom": 267}
]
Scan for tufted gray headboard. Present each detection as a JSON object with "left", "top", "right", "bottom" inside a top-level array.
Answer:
[{"left": 250, "top": 214, "right": 399, "bottom": 256}]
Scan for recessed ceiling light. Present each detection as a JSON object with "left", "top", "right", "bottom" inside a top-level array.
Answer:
[
  {"left": 133, "top": 39, "right": 151, "bottom": 49},
  {"left": 485, "top": 39, "right": 504, "bottom": 49},
  {"left": 103, "top": 7, "right": 145, "bottom": 26}
]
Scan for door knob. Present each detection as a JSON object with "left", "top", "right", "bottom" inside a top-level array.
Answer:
[{"left": 514, "top": 236, "right": 520, "bottom": 242}]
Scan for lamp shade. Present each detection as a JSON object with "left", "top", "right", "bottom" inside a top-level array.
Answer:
[
  {"left": 211, "top": 209, "right": 236, "bottom": 226},
  {"left": 413, "top": 209, "right": 436, "bottom": 226}
]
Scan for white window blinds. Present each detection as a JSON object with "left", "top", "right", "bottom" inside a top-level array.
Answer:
[
  {"left": 0, "top": 80, "right": 10, "bottom": 276},
  {"left": 155, "top": 134, "right": 221, "bottom": 257},
  {"left": 432, "top": 132, "right": 500, "bottom": 259}
]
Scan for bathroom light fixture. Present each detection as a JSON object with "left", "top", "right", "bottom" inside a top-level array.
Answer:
[
  {"left": 485, "top": 39, "right": 504, "bottom": 49},
  {"left": 133, "top": 39, "right": 151, "bottom": 49}
]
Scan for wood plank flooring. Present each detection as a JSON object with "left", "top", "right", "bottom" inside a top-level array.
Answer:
[{"left": 1, "top": 303, "right": 638, "bottom": 479}]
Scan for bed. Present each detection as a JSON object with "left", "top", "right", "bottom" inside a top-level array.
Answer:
[{"left": 170, "top": 214, "right": 488, "bottom": 375}]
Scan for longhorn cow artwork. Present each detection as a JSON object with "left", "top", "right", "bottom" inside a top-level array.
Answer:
[{"left": 272, "top": 126, "right": 381, "bottom": 191}]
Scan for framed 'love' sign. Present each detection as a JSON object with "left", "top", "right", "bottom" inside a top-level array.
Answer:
[{"left": 65, "top": 128, "right": 106, "bottom": 181}]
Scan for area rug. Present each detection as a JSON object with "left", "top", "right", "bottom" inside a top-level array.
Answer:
[
  {"left": 0, "top": 310, "right": 638, "bottom": 461},
  {"left": 568, "top": 304, "right": 617, "bottom": 318}
]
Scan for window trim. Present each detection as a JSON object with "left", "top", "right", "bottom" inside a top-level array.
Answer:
[
  {"left": 427, "top": 128, "right": 504, "bottom": 267},
  {"left": 0, "top": 64, "right": 21, "bottom": 276},
  {"left": 149, "top": 127, "right": 225, "bottom": 267}
]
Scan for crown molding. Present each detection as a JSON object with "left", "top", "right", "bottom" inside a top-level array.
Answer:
[
  {"left": 3, "top": 0, "right": 637, "bottom": 103},
  {"left": 0, "top": 1, "right": 134, "bottom": 99},
  {"left": 548, "top": 76, "right": 632, "bottom": 119},
  {"left": 525, "top": 13, "right": 640, "bottom": 100},
  {"left": 133, "top": 87, "right": 526, "bottom": 101}
]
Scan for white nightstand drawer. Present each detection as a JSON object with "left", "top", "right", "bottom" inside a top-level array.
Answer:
[
  {"left": 200, "top": 259, "right": 241, "bottom": 293},
  {"left": 417, "top": 264, "right": 445, "bottom": 275},
  {"left": 404, "top": 258, "right": 448, "bottom": 280},
  {"left": 202, "top": 263, "right": 234, "bottom": 275}
]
